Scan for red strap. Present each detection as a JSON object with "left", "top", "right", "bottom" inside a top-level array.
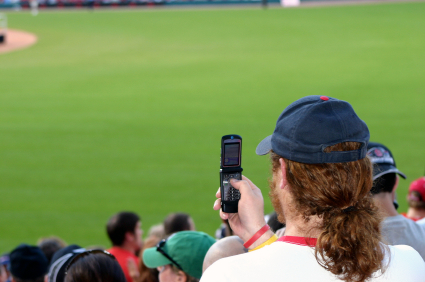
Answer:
[{"left": 243, "top": 224, "right": 271, "bottom": 248}]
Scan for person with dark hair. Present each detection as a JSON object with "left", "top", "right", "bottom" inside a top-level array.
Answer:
[
  {"left": 9, "top": 244, "right": 48, "bottom": 282},
  {"left": 64, "top": 250, "right": 126, "bottom": 282},
  {"left": 202, "top": 96, "right": 425, "bottom": 282},
  {"left": 143, "top": 231, "right": 215, "bottom": 282},
  {"left": 37, "top": 236, "right": 67, "bottom": 264},
  {"left": 106, "top": 211, "right": 143, "bottom": 282},
  {"left": 405, "top": 176, "right": 425, "bottom": 222},
  {"left": 163, "top": 213, "right": 195, "bottom": 237},
  {"left": 367, "top": 142, "right": 425, "bottom": 260}
]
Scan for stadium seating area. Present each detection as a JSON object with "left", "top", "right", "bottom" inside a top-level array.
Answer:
[{"left": 1, "top": 0, "right": 279, "bottom": 9}]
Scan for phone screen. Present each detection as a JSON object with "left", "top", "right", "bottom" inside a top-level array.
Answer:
[{"left": 224, "top": 143, "right": 240, "bottom": 166}]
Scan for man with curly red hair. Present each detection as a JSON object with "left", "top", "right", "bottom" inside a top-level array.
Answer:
[{"left": 202, "top": 96, "right": 425, "bottom": 282}]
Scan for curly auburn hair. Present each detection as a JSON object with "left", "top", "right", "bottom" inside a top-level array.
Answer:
[{"left": 270, "top": 142, "right": 387, "bottom": 282}]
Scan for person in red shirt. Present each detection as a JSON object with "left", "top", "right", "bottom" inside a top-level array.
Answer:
[
  {"left": 106, "top": 211, "right": 143, "bottom": 282},
  {"left": 404, "top": 177, "right": 425, "bottom": 221}
]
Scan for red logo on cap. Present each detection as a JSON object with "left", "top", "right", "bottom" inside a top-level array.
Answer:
[
  {"left": 374, "top": 149, "right": 383, "bottom": 157},
  {"left": 320, "top": 96, "right": 329, "bottom": 101}
]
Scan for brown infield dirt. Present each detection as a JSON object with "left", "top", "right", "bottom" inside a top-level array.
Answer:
[{"left": 0, "top": 29, "right": 37, "bottom": 55}]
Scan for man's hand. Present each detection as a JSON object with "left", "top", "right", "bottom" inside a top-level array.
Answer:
[
  {"left": 127, "top": 258, "right": 140, "bottom": 282},
  {"left": 214, "top": 175, "right": 267, "bottom": 243}
]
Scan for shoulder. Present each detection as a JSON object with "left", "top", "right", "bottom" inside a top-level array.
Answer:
[
  {"left": 387, "top": 245, "right": 424, "bottom": 263},
  {"left": 107, "top": 247, "right": 137, "bottom": 260},
  {"left": 383, "top": 215, "right": 425, "bottom": 235},
  {"left": 380, "top": 245, "right": 425, "bottom": 280},
  {"left": 201, "top": 242, "right": 320, "bottom": 282},
  {"left": 205, "top": 244, "right": 273, "bottom": 267},
  {"left": 201, "top": 244, "right": 279, "bottom": 282},
  {"left": 385, "top": 214, "right": 421, "bottom": 225},
  {"left": 383, "top": 214, "right": 409, "bottom": 224},
  {"left": 106, "top": 246, "right": 118, "bottom": 254},
  {"left": 201, "top": 253, "right": 245, "bottom": 282},
  {"left": 417, "top": 217, "right": 425, "bottom": 226}
]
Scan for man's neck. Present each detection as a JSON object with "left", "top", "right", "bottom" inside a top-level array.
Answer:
[
  {"left": 283, "top": 215, "right": 322, "bottom": 238},
  {"left": 114, "top": 243, "right": 136, "bottom": 255},
  {"left": 373, "top": 193, "right": 399, "bottom": 218},
  {"left": 407, "top": 208, "right": 425, "bottom": 220},
  {"left": 279, "top": 191, "right": 323, "bottom": 238}
]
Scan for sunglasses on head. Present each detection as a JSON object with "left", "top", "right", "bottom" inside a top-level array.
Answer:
[
  {"left": 156, "top": 239, "right": 183, "bottom": 271},
  {"left": 65, "top": 249, "right": 116, "bottom": 275}
]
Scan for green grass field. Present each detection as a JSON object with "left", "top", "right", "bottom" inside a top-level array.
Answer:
[{"left": 1, "top": 2, "right": 424, "bottom": 254}]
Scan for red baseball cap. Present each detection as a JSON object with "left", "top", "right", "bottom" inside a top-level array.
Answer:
[{"left": 408, "top": 177, "right": 425, "bottom": 202}]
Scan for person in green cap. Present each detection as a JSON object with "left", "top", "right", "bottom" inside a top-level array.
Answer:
[{"left": 143, "top": 231, "right": 215, "bottom": 282}]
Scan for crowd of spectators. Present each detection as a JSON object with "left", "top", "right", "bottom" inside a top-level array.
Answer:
[
  {"left": 2, "top": 0, "right": 229, "bottom": 9},
  {"left": 0, "top": 212, "right": 211, "bottom": 282},
  {"left": 1, "top": 96, "right": 425, "bottom": 282}
]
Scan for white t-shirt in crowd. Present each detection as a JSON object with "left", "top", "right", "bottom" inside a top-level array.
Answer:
[
  {"left": 415, "top": 216, "right": 425, "bottom": 226},
  {"left": 201, "top": 236, "right": 425, "bottom": 282},
  {"left": 382, "top": 215, "right": 425, "bottom": 261}
]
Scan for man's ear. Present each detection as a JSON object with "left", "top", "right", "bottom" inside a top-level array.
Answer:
[
  {"left": 125, "top": 231, "right": 135, "bottom": 243},
  {"left": 279, "top": 158, "right": 288, "bottom": 190}
]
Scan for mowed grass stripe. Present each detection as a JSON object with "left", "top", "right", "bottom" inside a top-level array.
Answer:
[{"left": 0, "top": 2, "right": 424, "bottom": 252}]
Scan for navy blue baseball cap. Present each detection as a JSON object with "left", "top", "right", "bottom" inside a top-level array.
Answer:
[{"left": 256, "top": 96, "right": 370, "bottom": 163}]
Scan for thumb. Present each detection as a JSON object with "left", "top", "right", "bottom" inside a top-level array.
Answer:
[{"left": 230, "top": 179, "right": 254, "bottom": 196}]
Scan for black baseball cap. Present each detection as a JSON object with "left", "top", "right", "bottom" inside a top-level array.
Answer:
[
  {"left": 256, "top": 96, "right": 369, "bottom": 163},
  {"left": 10, "top": 244, "right": 48, "bottom": 280},
  {"left": 366, "top": 142, "right": 406, "bottom": 180}
]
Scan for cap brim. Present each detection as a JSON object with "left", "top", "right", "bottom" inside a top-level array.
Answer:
[
  {"left": 142, "top": 247, "right": 172, "bottom": 269},
  {"left": 256, "top": 135, "right": 273, "bottom": 155},
  {"left": 372, "top": 164, "right": 407, "bottom": 180}
]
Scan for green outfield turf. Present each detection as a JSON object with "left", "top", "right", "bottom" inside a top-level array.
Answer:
[{"left": 1, "top": 2, "right": 424, "bottom": 253}]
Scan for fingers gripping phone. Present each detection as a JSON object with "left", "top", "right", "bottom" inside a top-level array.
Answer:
[{"left": 220, "top": 135, "right": 242, "bottom": 213}]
